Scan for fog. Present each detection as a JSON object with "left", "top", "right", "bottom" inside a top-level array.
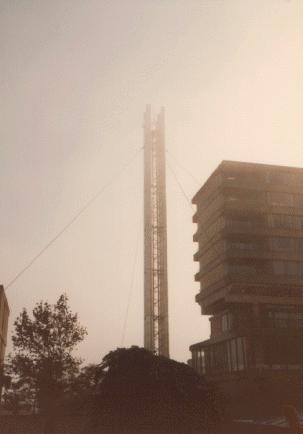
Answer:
[{"left": 1, "top": 0, "right": 303, "bottom": 363}]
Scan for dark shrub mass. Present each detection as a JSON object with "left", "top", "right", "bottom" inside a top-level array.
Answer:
[{"left": 88, "top": 346, "right": 223, "bottom": 433}]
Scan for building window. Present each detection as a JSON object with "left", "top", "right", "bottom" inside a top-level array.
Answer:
[
  {"left": 228, "top": 240, "right": 257, "bottom": 251},
  {"left": 227, "top": 342, "right": 232, "bottom": 372},
  {"left": 290, "top": 313, "right": 303, "bottom": 328},
  {"left": 225, "top": 189, "right": 265, "bottom": 204},
  {"left": 201, "top": 350, "right": 206, "bottom": 374},
  {"left": 195, "top": 337, "right": 248, "bottom": 375},
  {"left": 293, "top": 216, "right": 303, "bottom": 230},
  {"left": 269, "top": 214, "right": 292, "bottom": 229},
  {"left": 268, "top": 311, "right": 303, "bottom": 329},
  {"left": 268, "top": 192, "right": 293, "bottom": 207},
  {"left": 288, "top": 262, "right": 298, "bottom": 276},
  {"left": 191, "top": 349, "right": 206, "bottom": 376},
  {"left": 227, "top": 214, "right": 266, "bottom": 231},
  {"left": 294, "top": 194, "right": 303, "bottom": 208},
  {"left": 237, "top": 338, "right": 245, "bottom": 370},
  {"left": 230, "top": 263, "right": 258, "bottom": 275},
  {"left": 195, "top": 347, "right": 208, "bottom": 374},
  {"left": 268, "top": 171, "right": 295, "bottom": 185},
  {"left": 230, "top": 339, "right": 238, "bottom": 371},
  {"left": 272, "top": 260, "right": 285, "bottom": 275},
  {"left": 222, "top": 312, "right": 233, "bottom": 332},
  {"left": 272, "top": 260, "right": 303, "bottom": 277},
  {"left": 271, "top": 237, "right": 295, "bottom": 251},
  {"left": 268, "top": 311, "right": 288, "bottom": 328},
  {"left": 227, "top": 337, "right": 248, "bottom": 372},
  {"left": 227, "top": 218, "right": 253, "bottom": 231},
  {"left": 192, "top": 350, "right": 198, "bottom": 370},
  {"left": 298, "top": 239, "right": 303, "bottom": 253},
  {"left": 222, "top": 314, "right": 228, "bottom": 332}
]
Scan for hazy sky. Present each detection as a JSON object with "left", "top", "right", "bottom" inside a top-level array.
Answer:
[{"left": 1, "top": 0, "right": 303, "bottom": 364}]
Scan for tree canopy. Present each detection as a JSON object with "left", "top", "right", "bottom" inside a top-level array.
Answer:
[
  {"left": 3, "top": 300, "right": 223, "bottom": 433},
  {"left": 4, "top": 294, "right": 87, "bottom": 415},
  {"left": 89, "top": 346, "right": 223, "bottom": 433}
]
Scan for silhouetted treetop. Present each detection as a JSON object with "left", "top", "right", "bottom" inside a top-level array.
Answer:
[
  {"left": 4, "top": 294, "right": 87, "bottom": 418},
  {"left": 91, "top": 346, "right": 222, "bottom": 433}
]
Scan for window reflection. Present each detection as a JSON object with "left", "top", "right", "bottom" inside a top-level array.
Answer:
[{"left": 192, "top": 337, "right": 248, "bottom": 376}]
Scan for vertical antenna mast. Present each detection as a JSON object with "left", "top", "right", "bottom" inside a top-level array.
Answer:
[{"left": 144, "top": 105, "right": 169, "bottom": 357}]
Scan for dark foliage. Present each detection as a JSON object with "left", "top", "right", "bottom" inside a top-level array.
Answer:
[
  {"left": 90, "top": 346, "right": 223, "bottom": 433},
  {"left": 3, "top": 294, "right": 87, "bottom": 416},
  {"left": 61, "top": 363, "right": 104, "bottom": 415}
]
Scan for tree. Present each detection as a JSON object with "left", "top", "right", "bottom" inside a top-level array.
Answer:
[
  {"left": 89, "top": 346, "right": 223, "bottom": 434},
  {"left": 61, "top": 363, "right": 104, "bottom": 414},
  {"left": 4, "top": 294, "right": 87, "bottom": 417}
]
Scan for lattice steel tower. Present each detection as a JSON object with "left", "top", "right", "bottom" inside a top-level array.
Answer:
[{"left": 143, "top": 105, "right": 169, "bottom": 357}]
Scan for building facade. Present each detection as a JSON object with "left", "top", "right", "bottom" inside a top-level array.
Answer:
[
  {"left": 190, "top": 161, "right": 303, "bottom": 414},
  {"left": 0, "top": 286, "right": 9, "bottom": 366}
]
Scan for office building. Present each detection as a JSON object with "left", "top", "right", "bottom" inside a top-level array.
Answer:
[{"left": 190, "top": 161, "right": 303, "bottom": 414}]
